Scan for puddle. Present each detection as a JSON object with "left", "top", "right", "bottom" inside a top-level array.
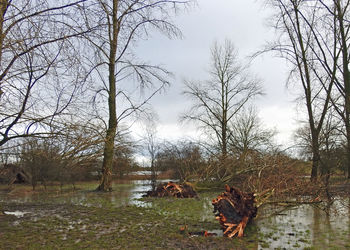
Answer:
[
  {"left": 4, "top": 210, "right": 29, "bottom": 218},
  {"left": 201, "top": 196, "right": 216, "bottom": 221},
  {"left": 0, "top": 179, "right": 176, "bottom": 208},
  {"left": 129, "top": 171, "right": 161, "bottom": 175}
]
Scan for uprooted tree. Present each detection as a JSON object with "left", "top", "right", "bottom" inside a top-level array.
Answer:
[
  {"left": 144, "top": 181, "right": 197, "bottom": 198},
  {"left": 212, "top": 184, "right": 257, "bottom": 238}
]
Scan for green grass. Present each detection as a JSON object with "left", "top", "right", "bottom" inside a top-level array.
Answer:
[
  {"left": 0, "top": 182, "right": 349, "bottom": 249},
  {"left": 0, "top": 199, "right": 249, "bottom": 249}
]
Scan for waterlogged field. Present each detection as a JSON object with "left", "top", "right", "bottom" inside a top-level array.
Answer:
[{"left": 0, "top": 181, "right": 349, "bottom": 249}]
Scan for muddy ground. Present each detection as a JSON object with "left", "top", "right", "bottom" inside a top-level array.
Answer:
[{"left": 0, "top": 182, "right": 349, "bottom": 249}]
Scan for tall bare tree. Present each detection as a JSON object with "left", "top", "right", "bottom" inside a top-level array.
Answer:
[
  {"left": 263, "top": 0, "right": 336, "bottom": 181},
  {"left": 182, "top": 40, "right": 263, "bottom": 158},
  {"left": 80, "top": 0, "right": 191, "bottom": 191},
  {"left": 0, "top": 0, "right": 91, "bottom": 147},
  {"left": 317, "top": 0, "right": 350, "bottom": 178}
]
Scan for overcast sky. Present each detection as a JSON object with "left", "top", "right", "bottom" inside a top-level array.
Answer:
[{"left": 132, "top": 0, "right": 300, "bottom": 148}]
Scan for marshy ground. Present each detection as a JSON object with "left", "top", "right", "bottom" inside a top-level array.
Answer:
[{"left": 0, "top": 181, "right": 349, "bottom": 249}]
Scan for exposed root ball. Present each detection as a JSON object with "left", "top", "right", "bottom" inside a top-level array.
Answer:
[
  {"left": 212, "top": 184, "right": 257, "bottom": 237},
  {"left": 143, "top": 181, "right": 197, "bottom": 198}
]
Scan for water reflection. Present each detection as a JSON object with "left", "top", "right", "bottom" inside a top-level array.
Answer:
[
  {"left": 0, "top": 179, "right": 172, "bottom": 208},
  {"left": 312, "top": 204, "right": 321, "bottom": 247},
  {"left": 63, "top": 182, "right": 150, "bottom": 208},
  {"left": 64, "top": 179, "right": 177, "bottom": 208},
  {"left": 200, "top": 196, "right": 218, "bottom": 223},
  {"left": 257, "top": 198, "right": 350, "bottom": 249}
]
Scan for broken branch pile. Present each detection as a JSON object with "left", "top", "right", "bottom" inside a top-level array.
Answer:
[
  {"left": 143, "top": 181, "right": 197, "bottom": 198},
  {"left": 212, "top": 184, "right": 257, "bottom": 238}
]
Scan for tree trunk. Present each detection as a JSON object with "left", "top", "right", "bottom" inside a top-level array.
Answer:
[
  {"left": 150, "top": 158, "right": 157, "bottom": 191},
  {"left": 344, "top": 65, "right": 350, "bottom": 179},
  {"left": 336, "top": 0, "right": 350, "bottom": 179},
  {"left": 291, "top": 4, "right": 322, "bottom": 182},
  {"left": 310, "top": 134, "right": 320, "bottom": 182},
  {"left": 346, "top": 128, "right": 350, "bottom": 179},
  {"left": 96, "top": 0, "right": 119, "bottom": 192},
  {"left": 97, "top": 130, "right": 115, "bottom": 191}
]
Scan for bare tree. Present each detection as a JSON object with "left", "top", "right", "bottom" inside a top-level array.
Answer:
[
  {"left": 263, "top": 0, "right": 336, "bottom": 181},
  {"left": 143, "top": 115, "right": 159, "bottom": 191},
  {"left": 156, "top": 140, "right": 203, "bottom": 182},
  {"left": 0, "top": 0, "right": 92, "bottom": 147},
  {"left": 316, "top": 0, "right": 350, "bottom": 178},
  {"left": 295, "top": 106, "right": 345, "bottom": 186},
  {"left": 55, "top": 120, "right": 105, "bottom": 185},
  {"left": 79, "top": 0, "right": 191, "bottom": 191},
  {"left": 20, "top": 120, "right": 104, "bottom": 190},
  {"left": 182, "top": 40, "right": 263, "bottom": 158},
  {"left": 229, "top": 106, "right": 276, "bottom": 158}
]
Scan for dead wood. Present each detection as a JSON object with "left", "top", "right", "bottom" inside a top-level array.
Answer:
[
  {"left": 143, "top": 181, "right": 197, "bottom": 198},
  {"left": 212, "top": 184, "right": 257, "bottom": 238},
  {"left": 179, "top": 225, "right": 217, "bottom": 237}
]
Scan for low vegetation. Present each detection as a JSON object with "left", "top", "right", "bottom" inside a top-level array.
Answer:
[{"left": 0, "top": 180, "right": 349, "bottom": 249}]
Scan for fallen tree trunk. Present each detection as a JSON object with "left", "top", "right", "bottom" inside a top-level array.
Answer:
[
  {"left": 143, "top": 181, "right": 197, "bottom": 198},
  {"left": 212, "top": 184, "right": 257, "bottom": 238}
]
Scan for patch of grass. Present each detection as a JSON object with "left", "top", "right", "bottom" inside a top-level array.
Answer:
[
  {"left": 195, "top": 181, "right": 227, "bottom": 191},
  {"left": 1, "top": 182, "right": 349, "bottom": 249},
  {"left": 260, "top": 241, "right": 270, "bottom": 248},
  {"left": 0, "top": 188, "right": 248, "bottom": 249},
  {"left": 293, "top": 242, "right": 301, "bottom": 248}
]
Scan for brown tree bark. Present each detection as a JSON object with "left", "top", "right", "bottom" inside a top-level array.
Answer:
[
  {"left": 97, "top": 0, "right": 119, "bottom": 191},
  {"left": 310, "top": 139, "right": 320, "bottom": 182}
]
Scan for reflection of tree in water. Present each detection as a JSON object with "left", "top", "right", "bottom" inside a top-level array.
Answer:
[
  {"left": 312, "top": 205, "right": 320, "bottom": 247},
  {"left": 255, "top": 200, "right": 350, "bottom": 249},
  {"left": 324, "top": 203, "right": 333, "bottom": 247},
  {"left": 348, "top": 198, "right": 350, "bottom": 240},
  {"left": 312, "top": 199, "right": 350, "bottom": 248}
]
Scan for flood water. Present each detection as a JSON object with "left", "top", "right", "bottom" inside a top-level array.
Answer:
[
  {"left": 256, "top": 199, "right": 350, "bottom": 249},
  {"left": 1, "top": 180, "right": 349, "bottom": 249}
]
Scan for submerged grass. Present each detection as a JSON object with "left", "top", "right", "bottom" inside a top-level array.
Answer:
[
  {"left": 0, "top": 200, "right": 247, "bottom": 249},
  {"left": 0, "top": 182, "right": 349, "bottom": 249}
]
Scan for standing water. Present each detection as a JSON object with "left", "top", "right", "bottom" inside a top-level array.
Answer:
[{"left": 1, "top": 180, "right": 349, "bottom": 249}]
